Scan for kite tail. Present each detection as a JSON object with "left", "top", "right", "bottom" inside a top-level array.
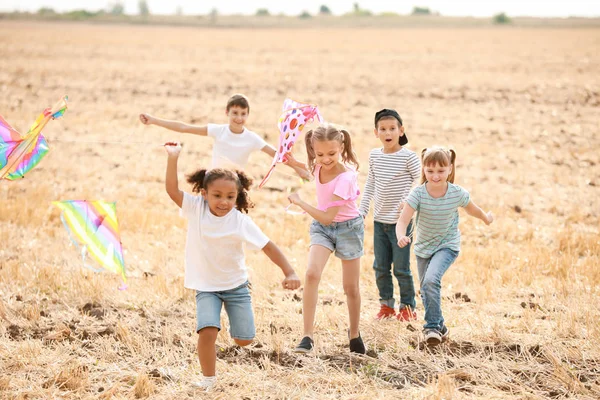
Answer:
[
  {"left": 59, "top": 212, "right": 103, "bottom": 273},
  {"left": 259, "top": 163, "right": 277, "bottom": 188}
]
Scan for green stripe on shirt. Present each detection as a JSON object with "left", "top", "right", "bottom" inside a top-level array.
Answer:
[{"left": 406, "top": 183, "right": 470, "bottom": 258}]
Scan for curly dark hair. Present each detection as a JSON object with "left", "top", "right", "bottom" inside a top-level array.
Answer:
[{"left": 186, "top": 168, "right": 254, "bottom": 213}]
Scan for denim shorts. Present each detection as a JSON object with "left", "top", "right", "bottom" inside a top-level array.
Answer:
[
  {"left": 309, "top": 216, "right": 364, "bottom": 260},
  {"left": 195, "top": 281, "right": 255, "bottom": 340}
]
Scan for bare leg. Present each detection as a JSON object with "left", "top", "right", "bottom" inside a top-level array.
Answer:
[
  {"left": 342, "top": 257, "right": 362, "bottom": 339},
  {"left": 197, "top": 327, "right": 219, "bottom": 376},
  {"left": 303, "top": 245, "right": 332, "bottom": 338}
]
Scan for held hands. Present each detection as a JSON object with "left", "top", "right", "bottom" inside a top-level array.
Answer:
[
  {"left": 397, "top": 235, "right": 411, "bottom": 248},
  {"left": 139, "top": 113, "right": 154, "bottom": 125},
  {"left": 164, "top": 142, "right": 182, "bottom": 157},
  {"left": 485, "top": 211, "right": 494, "bottom": 225},
  {"left": 282, "top": 272, "right": 301, "bottom": 290}
]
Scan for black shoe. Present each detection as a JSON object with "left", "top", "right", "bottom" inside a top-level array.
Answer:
[
  {"left": 349, "top": 334, "right": 366, "bottom": 354},
  {"left": 294, "top": 336, "right": 314, "bottom": 353}
]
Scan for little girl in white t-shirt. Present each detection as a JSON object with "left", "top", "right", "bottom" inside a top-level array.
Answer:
[{"left": 164, "top": 141, "right": 301, "bottom": 391}]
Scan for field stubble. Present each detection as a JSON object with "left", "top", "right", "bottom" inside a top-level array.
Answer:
[{"left": 0, "top": 22, "right": 599, "bottom": 399}]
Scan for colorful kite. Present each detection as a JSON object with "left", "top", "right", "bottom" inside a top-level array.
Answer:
[
  {"left": 54, "top": 200, "right": 127, "bottom": 288},
  {"left": 0, "top": 96, "right": 68, "bottom": 180},
  {"left": 258, "top": 98, "right": 323, "bottom": 188}
]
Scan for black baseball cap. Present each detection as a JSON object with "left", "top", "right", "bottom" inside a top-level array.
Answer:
[{"left": 374, "top": 109, "right": 408, "bottom": 145}]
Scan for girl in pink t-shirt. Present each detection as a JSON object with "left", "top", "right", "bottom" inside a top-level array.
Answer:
[{"left": 286, "top": 124, "right": 366, "bottom": 354}]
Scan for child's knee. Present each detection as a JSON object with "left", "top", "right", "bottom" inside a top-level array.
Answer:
[
  {"left": 234, "top": 338, "right": 253, "bottom": 347},
  {"left": 343, "top": 284, "right": 360, "bottom": 298},
  {"left": 421, "top": 278, "right": 440, "bottom": 291},
  {"left": 197, "top": 326, "right": 219, "bottom": 342},
  {"left": 394, "top": 265, "right": 412, "bottom": 277},
  {"left": 305, "top": 268, "right": 322, "bottom": 283}
]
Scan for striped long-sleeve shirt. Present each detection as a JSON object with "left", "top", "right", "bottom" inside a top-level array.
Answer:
[
  {"left": 359, "top": 147, "right": 421, "bottom": 224},
  {"left": 406, "top": 183, "right": 471, "bottom": 258}
]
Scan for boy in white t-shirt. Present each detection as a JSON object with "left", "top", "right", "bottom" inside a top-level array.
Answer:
[{"left": 140, "top": 94, "right": 311, "bottom": 178}]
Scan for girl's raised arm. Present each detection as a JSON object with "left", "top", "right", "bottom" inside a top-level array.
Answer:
[{"left": 165, "top": 142, "right": 184, "bottom": 208}]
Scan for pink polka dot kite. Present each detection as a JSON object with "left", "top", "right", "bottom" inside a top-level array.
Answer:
[{"left": 259, "top": 98, "right": 323, "bottom": 188}]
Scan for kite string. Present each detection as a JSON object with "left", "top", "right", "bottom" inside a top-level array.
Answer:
[{"left": 49, "top": 138, "right": 163, "bottom": 146}]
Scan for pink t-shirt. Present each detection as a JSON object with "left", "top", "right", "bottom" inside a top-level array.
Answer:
[{"left": 315, "top": 164, "right": 361, "bottom": 223}]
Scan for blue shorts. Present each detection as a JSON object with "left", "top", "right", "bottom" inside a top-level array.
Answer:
[
  {"left": 309, "top": 216, "right": 364, "bottom": 260},
  {"left": 195, "top": 281, "right": 255, "bottom": 340}
]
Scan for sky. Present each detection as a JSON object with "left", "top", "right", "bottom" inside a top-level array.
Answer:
[{"left": 1, "top": 0, "right": 599, "bottom": 17}]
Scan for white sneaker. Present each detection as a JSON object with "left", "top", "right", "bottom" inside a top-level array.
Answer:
[
  {"left": 424, "top": 329, "right": 442, "bottom": 346},
  {"left": 193, "top": 376, "right": 216, "bottom": 391}
]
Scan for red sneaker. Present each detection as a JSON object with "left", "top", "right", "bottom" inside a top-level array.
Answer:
[
  {"left": 396, "top": 306, "right": 417, "bottom": 321},
  {"left": 375, "top": 304, "right": 396, "bottom": 320}
]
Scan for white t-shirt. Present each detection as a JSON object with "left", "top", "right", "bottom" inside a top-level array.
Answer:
[
  {"left": 207, "top": 123, "right": 268, "bottom": 168},
  {"left": 180, "top": 192, "right": 270, "bottom": 292}
]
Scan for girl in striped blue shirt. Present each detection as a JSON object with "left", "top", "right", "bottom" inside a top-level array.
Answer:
[{"left": 396, "top": 146, "right": 493, "bottom": 345}]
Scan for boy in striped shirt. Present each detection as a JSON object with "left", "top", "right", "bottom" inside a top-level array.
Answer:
[{"left": 359, "top": 109, "right": 421, "bottom": 321}]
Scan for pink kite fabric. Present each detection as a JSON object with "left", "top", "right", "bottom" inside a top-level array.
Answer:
[
  {"left": 259, "top": 98, "right": 323, "bottom": 188},
  {"left": 0, "top": 96, "right": 68, "bottom": 180}
]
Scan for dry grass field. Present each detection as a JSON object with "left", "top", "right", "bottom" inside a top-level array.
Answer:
[{"left": 0, "top": 21, "right": 599, "bottom": 399}]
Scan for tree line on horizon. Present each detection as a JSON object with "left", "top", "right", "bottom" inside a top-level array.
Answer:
[{"left": 15, "top": 2, "right": 513, "bottom": 24}]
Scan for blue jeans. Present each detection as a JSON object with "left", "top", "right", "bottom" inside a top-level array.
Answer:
[
  {"left": 195, "top": 281, "right": 255, "bottom": 340},
  {"left": 416, "top": 248, "right": 459, "bottom": 330},
  {"left": 373, "top": 221, "right": 416, "bottom": 310}
]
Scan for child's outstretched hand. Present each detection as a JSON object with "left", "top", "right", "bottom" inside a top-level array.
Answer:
[
  {"left": 485, "top": 211, "right": 494, "bottom": 225},
  {"left": 295, "top": 166, "right": 312, "bottom": 182},
  {"left": 139, "top": 113, "right": 154, "bottom": 125},
  {"left": 282, "top": 272, "right": 301, "bottom": 290},
  {"left": 283, "top": 152, "right": 312, "bottom": 181},
  {"left": 397, "top": 236, "right": 411, "bottom": 248},
  {"left": 282, "top": 152, "right": 300, "bottom": 167},
  {"left": 164, "top": 142, "right": 182, "bottom": 156},
  {"left": 287, "top": 192, "right": 302, "bottom": 205}
]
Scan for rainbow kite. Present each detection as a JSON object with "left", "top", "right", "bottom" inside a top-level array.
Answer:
[
  {"left": 54, "top": 200, "right": 127, "bottom": 288},
  {"left": 0, "top": 96, "right": 68, "bottom": 180},
  {"left": 259, "top": 99, "right": 323, "bottom": 188}
]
